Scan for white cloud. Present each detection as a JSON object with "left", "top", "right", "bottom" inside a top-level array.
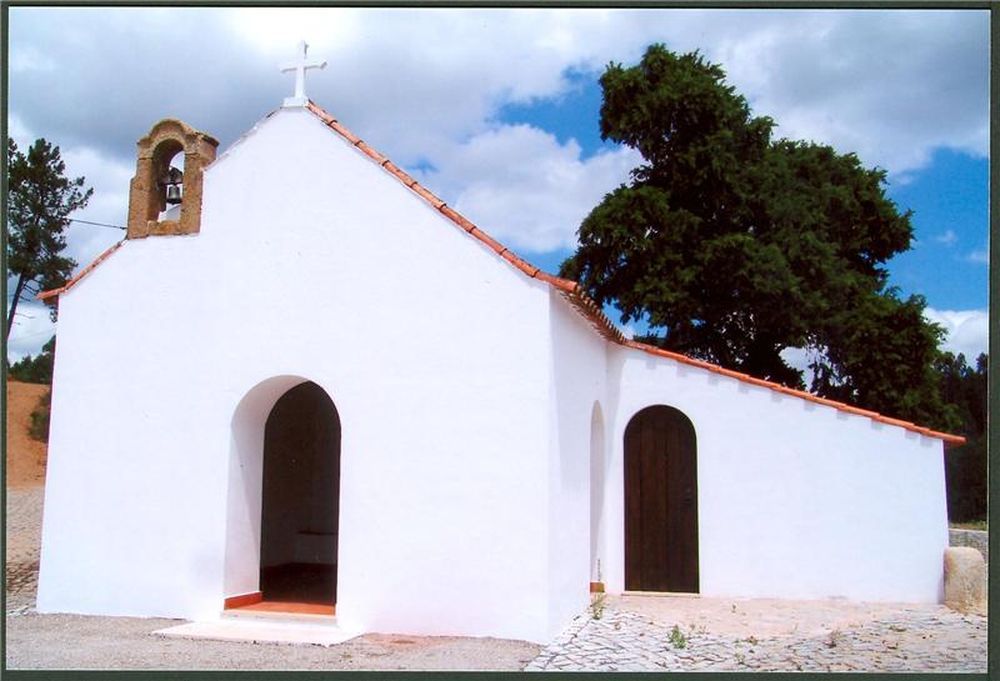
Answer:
[
  {"left": 7, "top": 113, "right": 36, "bottom": 151},
  {"left": 58, "top": 146, "right": 133, "bottom": 266},
  {"left": 924, "top": 308, "right": 989, "bottom": 360},
  {"left": 934, "top": 229, "right": 958, "bottom": 246},
  {"left": 967, "top": 249, "right": 989, "bottom": 265},
  {"left": 419, "top": 124, "right": 640, "bottom": 252},
  {"left": 697, "top": 10, "right": 989, "bottom": 176},
  {"left": 6, "top": 144, "right": 129, "bottom": 361},
  {"left": 6, "top": 301, "right": 56, "bottom": 364},
  {"left": 9, "top": 8, "right": 987, "bottom": 179}
]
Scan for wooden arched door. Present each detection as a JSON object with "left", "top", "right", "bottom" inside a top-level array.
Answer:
[{"left": 624, "top": 405, "right": 698, "bottom": 592}]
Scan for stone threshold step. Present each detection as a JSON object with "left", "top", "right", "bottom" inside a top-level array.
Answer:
[{"left": 153, "top": 617, "right": 361, "bottom": 647}]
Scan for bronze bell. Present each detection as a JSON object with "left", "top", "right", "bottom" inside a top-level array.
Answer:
[
  {"left": 164, "top": 166, "right": 184, "bottom": 205},
  {"left": 165, "top": 183, "right": 182, "bottom": 205}
]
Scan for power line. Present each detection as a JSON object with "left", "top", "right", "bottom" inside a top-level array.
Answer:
[{"left": 69, "top": 218, "right": 126, "bottom": 231}]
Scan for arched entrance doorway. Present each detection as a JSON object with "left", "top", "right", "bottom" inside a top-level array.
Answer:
[
  {"left": 259, "top": 381, "right": 341, "bottom": 611},
  {"left": 624, "top": 405, "right": 698, "bottom": 593}
]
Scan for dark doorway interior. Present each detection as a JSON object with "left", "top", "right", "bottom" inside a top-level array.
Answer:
[
  {"left": 624, "top": 405, "right": 699, "bottom": 593},
  {"left": 260, "top": 381, "right": 340, "bottom": 607}
]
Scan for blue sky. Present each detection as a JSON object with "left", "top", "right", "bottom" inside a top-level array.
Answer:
[{"left": 6, "top": 7, "right": 990, "bottom": 363}]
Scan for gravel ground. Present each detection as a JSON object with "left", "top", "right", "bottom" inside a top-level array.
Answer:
[
  {"left": 527, "top": 595, "right": 987, "bottom": 672},
  {"left": 5, "top": 486, "right": 45, "bottom": 614},
  {"left": 5, "top": 612, "right": 541, "bottom": 670}
]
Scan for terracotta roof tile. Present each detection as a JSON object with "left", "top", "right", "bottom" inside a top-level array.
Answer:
[
  {"left": 622, "top": 340, "right": 965, "bottom": 446},
  {"left": 440, "top": 206, "right": 476, "bottom": 233},
  {"left": 37, "top": 102, "right": 965, "bottom": 449},
  {"left": 381, "top": 160, "right": 418, "bottom": 189},
  {"left": 37, "top": 240, "right": 125, "bottom": 304},
  {"left": 355, "top": 141, "right": 387, "bottom": 166}
]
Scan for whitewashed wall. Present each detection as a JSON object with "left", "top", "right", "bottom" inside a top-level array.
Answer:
[
  {"left": 36, "top": 105, "right": 952, "bottom": 646},
  {"left": 600, "top": 345, "right": 950, "bottom": 603},
  {"left": 545, "top": 291, "right": 609, "bottom": 635},
  {"left": 37, "top": 108, "right": 559, "bottom": 643}
]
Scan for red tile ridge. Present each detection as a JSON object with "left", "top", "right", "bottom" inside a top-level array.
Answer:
[
  {"left": 440, "top": 206, "right": 476, "bottom": 232},
  {"left": 381, "top": 160, "right": 419, "bottom": 189},
  {"left": 501, "top": 249, "right": 541, "bottom": 277},
  {"left": 469, "top": 227, "right": 506, "bottom": 255},
  {"left": 623, "top": 339, "right": 965, "bottom": 446},
  {"left": 37, "top": 240, "right": 125, "bottom": 304},
  {"left": 354, "top": 140, "right": 387, "bottom": 166},
  {"left": 533, "top": 271, "right": 578, "bottom": 293}
]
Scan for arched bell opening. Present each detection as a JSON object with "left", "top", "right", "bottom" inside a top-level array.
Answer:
[{"left": 152, "top": 141, "right": 185, "bottom": 221}]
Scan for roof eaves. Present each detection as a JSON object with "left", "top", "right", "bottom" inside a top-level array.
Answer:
[
  {"left": 37, "top": 240, "right": 126, "bottom": 304},
  {"left": 623, "top": 339, "right": 966, "bottom": 447}
]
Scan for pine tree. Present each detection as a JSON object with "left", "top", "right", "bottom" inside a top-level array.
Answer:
[{"left": 6, "top": 138, "right": 92, "bottom": 342}]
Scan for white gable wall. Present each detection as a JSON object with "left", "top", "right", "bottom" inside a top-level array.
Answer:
[
  {"left": 602, "top": 345, "right": 949, "bottom": 603},
  {"left": 545, "top": 290, "right": 610, "bottom": 635},
  {"left": 38, "top": 108, "right": 560, "bottom": 642}
]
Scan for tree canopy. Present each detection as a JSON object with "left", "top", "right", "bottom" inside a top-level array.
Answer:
[
  {"left": 8, "top": 335, "right": 56, "bottom": 384},
  {"left": 935, "top": 352, "right": 988, "bottom": 522},
  {"left": 561, "top": 45, "right": 958, "bottom": 430},
  {"left": 6, "top": 138, "right": 91, "bottom": 341}
]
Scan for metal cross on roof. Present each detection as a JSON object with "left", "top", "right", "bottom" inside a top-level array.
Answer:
[{"left": 281, "top": 41, "right": 327, "bottom": 108}]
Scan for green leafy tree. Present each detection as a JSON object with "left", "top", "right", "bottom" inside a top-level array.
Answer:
[
  {"left": 8, "top": 335, "right": 56, "bottom": 384},
  {"left": 562, "top": 45, "right": 956, "bottom": 428},
  {"left": 936, "top": 352, "right": 988, "bottom": 522},
  {"left": 6, "top": 138, "right": 91, "bottom": 340}
]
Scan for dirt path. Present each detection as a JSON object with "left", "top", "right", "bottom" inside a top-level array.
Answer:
[
  {"left": 5, "top": 613, "right": 541, "bottom": 670},
  {"left": 5, "top": 380, "right": 49, "bottom": 488}
]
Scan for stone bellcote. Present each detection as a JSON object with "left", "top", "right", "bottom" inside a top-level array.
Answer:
[{"left": 126, "top": 119, "right": 219, "bottom": 239}]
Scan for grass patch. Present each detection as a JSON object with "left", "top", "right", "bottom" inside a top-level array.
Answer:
[{"left": 668, "top": 624, "right": 688, "bottom": 649}]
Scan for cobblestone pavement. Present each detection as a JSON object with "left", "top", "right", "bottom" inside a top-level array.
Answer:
[{"left": 526, "top": 596, "right": 987, "bottom": 672}]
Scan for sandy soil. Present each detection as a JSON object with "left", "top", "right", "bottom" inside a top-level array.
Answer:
[
  {"left": 5, "top": 380, "right": 49, "bottom": 488},
  {"left": 6, "top": 381, "right": 49, "bottom": 614}
]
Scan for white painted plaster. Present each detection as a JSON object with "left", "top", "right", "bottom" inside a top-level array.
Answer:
[
  {"left": 546, "top": 290, "right": 608, "bottom": 634},
  {"left": 38, "top": 105, "right": 952, "bottom": 646},
  {"left": 600, "top": 344, "right": 949, "bottom": 604},
  {"left": 38, "top": 108, "right": 555, "bottom": 643},
  {"left": 589, "top": 401, "right": 606, "bottom": 582}
]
